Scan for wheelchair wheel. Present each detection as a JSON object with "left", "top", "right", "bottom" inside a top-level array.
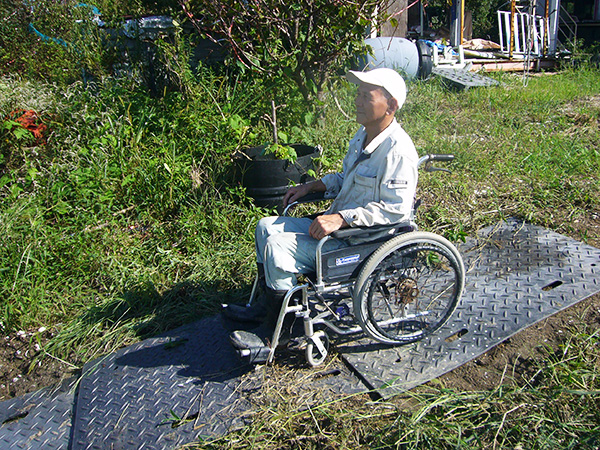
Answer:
[
  {"left": 306, "top": 330, "right": 330, "bottom": 367},
  {"left": 353, "top": 232, "right": 464, "bottom": 345}
]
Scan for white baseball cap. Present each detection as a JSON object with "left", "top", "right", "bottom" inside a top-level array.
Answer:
[{"left": 346, "top": 68, "right": 407, "bottom": 109}]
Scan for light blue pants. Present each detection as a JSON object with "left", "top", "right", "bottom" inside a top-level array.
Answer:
[{"left": 255, "top": 216, "right": 348, "bottom": 291}]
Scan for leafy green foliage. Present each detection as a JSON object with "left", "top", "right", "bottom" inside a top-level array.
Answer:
[
  {"left": 0, "top": 73, "right": 267, "bottom": 354},
  {"left": 264, "top": 143, "right": 298, "bottom": 163},
  {"left": 2, "top": 120, "right": 34, "bottom": 142},
  {"left": 181, "top": 0, "right": 392, "bottom": 107},
  {"left": 1, "top": 0, "right": 110, "bottom": 82},
  {"left": 425, "top": 0, "right": 504, "bottom": 41},
  {"left": 0, "top": 0, "right": 185, "bottom": 84}
]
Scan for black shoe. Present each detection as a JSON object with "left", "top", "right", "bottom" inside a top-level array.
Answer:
[
  {"left": 229, "top": 328, "right": 270, "bottom": 349},
  {"left": 235, "top": 345, "right": 272, "bottom": 364},
  {"left": 229, "top": 287, "right": 300, "bottom": 363},
  {"left": 229, "top": 323, "right": 291, "bottom": 350},
  {"left": 221, "top": 302, "right": 267, "bottom": 324},
  {"left": 222, "top": 263, "right": 268, "bottom": 324}
]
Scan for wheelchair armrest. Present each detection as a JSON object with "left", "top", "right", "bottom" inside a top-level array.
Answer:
[{"left": 331, "top": 222, "right": 415, "bottom": 241}]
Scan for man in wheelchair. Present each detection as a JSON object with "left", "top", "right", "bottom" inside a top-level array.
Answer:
[{"left": 223, "top": 68, "right": 419, "bottom": 359}]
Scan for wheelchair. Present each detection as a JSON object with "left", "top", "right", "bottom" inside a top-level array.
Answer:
[{"left": 237, "top": 154, "right": 465, "bottom": 366}]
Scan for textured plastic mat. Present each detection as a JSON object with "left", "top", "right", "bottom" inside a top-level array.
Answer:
[
  {"left": 0, "top": 378, "right": 77, "bottom": 450},
  {"left": 338, "top": 219, "right": 600, "bottom": 398},
  {"left": 70, "top": 316, "right": 251, "bottom": 449},
  {"left": 69, "top": 315, "right": 364, "bottom": 450},
  {"left": 2, "top": 219, "right": 599, "bottom": 447},
  {"left": 0, "top": 317, "right": 364, "bottom": 450},
  {"left": 432, "top": 66, "right": 501, "bottom": 89}
]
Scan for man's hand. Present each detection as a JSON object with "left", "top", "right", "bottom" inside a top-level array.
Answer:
[
  {"left": 283, "top": 184, "right": 312, "bottom": 207},
  {"left": 309, "top": 213, "right": 348, "bottom": 240},
  {"left": 282, "top": 180, "right": 326, "bottom": 207}
]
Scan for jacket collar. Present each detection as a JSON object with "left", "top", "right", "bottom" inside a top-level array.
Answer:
[{"left": 360, "top": 119, "right": 399, "bottom": 155}]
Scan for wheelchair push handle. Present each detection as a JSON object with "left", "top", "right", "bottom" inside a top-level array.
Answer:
[{"left": 418, "top": 154, "right": 455, "bottom": 173}]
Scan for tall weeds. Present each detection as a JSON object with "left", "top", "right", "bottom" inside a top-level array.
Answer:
[
  {"left": 0, "top": 74, "right": 266, "bottom": 360},
  {"left": 190, "top": 325, "right": 600, "bottom": 449}
]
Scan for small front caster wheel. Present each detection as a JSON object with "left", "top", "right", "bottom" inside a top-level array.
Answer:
[{"left": 306, "top": 330, "right": 330, "bottom": 367}]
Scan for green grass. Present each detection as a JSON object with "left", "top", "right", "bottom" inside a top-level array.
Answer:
[
  {"left": 0, "top": 75, "right": 265, "bottom": 359},
  {"left": 2, "top": 64, "right": 600, "bottom": 448},
  {"left": 403, "top": 68, "right": 600, "bottom": 240}
]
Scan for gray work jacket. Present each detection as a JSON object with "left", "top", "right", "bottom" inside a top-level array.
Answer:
[{"left": 321, "top": 119, "right": 418, "bottom": 228}]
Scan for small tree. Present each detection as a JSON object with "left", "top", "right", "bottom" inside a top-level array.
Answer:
[{"left": 180, "top": 0, "right": 391, "bottom": 107}]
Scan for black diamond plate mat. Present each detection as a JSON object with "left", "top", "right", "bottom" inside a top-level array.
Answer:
[
  {"left": 70, "top": 315, "right": 252, "bottom": 450},
  {"left": 69, "top": 315, "right": 365, "bottom": 450},
  {"left": 0, "top": 316, "right": 365, "bottom": 450},
  {"left": 2, "top": 219, "right": 599, "bottom": 447},
  {"left": 338, "top": 219, "right": 600, "bottom": 398},
  {"left": 0, "top": 378, "right": 77, "bottom": 450}
]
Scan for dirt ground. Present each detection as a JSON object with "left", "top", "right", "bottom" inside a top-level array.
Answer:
[
  {"left": 0, "top": 328, "right": 79, "bottom": 403},
  {"left": 439, "top": 293, "right": 600, "bottom": 392}
]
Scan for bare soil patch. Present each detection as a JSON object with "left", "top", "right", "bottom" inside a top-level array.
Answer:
[
  {"left": 0, "top": 328, "right": 79, "bottom": 402},
  {"left": 437, "top": 293, "right": 600, "bottom": 392}
]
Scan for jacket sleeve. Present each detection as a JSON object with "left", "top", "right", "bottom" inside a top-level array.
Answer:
[
  {"left": 320, "top": 130, "right": 364, "bottom": 198},
  {"left": 320, "top": 172, "right": 344, "bottom": 197}
]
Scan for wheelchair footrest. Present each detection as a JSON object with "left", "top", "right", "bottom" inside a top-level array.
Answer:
[{"left": 236, "top": 346, "right": 271, "bottom": 364}]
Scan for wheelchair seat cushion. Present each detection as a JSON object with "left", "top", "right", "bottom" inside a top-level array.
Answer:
[{"left": 332, "top": 221, "right": 415, "bottom": 245}]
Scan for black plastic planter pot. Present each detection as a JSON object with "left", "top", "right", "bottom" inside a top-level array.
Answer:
[{"left": 235, "top": 144, "right": 321, "bottom": 212}]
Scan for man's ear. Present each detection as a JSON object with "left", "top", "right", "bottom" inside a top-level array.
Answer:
[{"left": 387, "top": 97, "right": 399, "bottom": 114}]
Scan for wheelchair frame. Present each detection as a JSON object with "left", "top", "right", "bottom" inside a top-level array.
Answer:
[{"left": 238, "top": 154, "right": 466, "bottom": 366}]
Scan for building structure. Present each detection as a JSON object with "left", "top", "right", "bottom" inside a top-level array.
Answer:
[{"left": 560, "top": 0, "right": 600, "bottom": 44}]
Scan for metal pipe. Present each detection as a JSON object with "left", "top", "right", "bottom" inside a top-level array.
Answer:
[
  {"left": 268, "top": 284, "right": 305, "bottom": 363},
  {"left": 510, "top": 0, "right": 516, "bottom": 59},
  {"left": 420, "top": 0, "right": 424, "bottom": 38},
  {"left": 315, "top": 235, "right": 330, "bottom": 288},
  {"left": 544, "top": 0, "right": 550, "bottom": 55},
  {"left": 460, "top": 0, "right": 465, "bottom": 45}
]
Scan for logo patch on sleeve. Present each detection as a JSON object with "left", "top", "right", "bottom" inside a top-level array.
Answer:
[{"left": 387, "top": 179, "right": 408, "bottom": 189}]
